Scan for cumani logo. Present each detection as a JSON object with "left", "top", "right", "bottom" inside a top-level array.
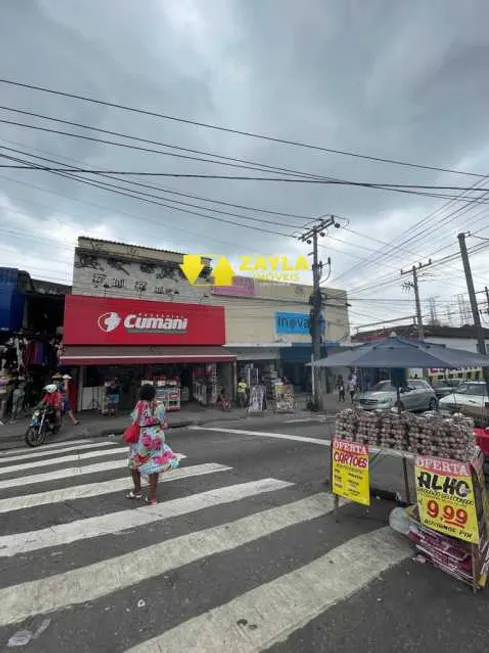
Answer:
[{"left": 98, "top": 312, "right": 122, "bottom": 333}]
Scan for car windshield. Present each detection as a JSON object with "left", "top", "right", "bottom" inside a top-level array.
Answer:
[
  {"left": 456, "top": 383, "right": 487, "bottom": 397},
  {"left": 371, "top": 381, "right": 395, "bottom": 392}
]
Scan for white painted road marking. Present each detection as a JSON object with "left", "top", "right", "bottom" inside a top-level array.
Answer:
[
  {"left": 0, "top": 459, "right": 128, "bottom": 491},
  {"left": 124, "top": 528, "right": 411, "bottom": 653},
  {"left": 191, "top": 425, "right": 331, "bottom": 446},
  {"left": 0, "top": 441, "right": 121, "bottom": 466},
  {"left": 0, "top": 478, "right": 292, "bottom": 556},
  {"left": 0, "top": 438, "right": 101, "bottom": 457},
  {"left": 0, "top": 461, "right": 218, "bottom": 513},
  {"left": 0, "top": 445, "right": 127, "bottom": 476},
  {"left": 0, "top": 493, "right": 338, "bottom": 626}
]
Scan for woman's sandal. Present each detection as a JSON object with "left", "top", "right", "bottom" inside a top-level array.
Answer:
[
  {"left": 145, "top": 496, "right": 157, "bottom": 506},
  {"left": 126, "top": 491, "right": 143, "bottom": 500}
]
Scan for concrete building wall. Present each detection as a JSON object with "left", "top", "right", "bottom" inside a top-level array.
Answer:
[{"left": 72, "top": 238, "right": 350, "bottom": 346}]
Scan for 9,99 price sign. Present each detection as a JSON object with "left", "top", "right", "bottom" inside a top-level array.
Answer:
[{"left": 414, "top": 455, "right": 479, "bottom": 544}]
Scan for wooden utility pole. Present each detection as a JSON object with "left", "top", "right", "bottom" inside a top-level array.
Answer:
[
  {"left": 299, "top": 216, "right": 339, "bottom": 411},
  {"left": 457, "top": 233, "right": 489, "bottom": 395},
  {"left": 400, "top": 261, "right": 433, "bottom": 340}
]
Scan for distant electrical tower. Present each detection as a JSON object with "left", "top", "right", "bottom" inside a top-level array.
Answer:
[
  {"left": 428, "top": 297, "right": 439, "bottom": 325},
  {"left": 457, "top": 294, "right": 471, "bottom": 325}
]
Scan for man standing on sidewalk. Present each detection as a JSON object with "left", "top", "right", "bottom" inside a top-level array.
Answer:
[{"left": 347, "top": 373, "right": 357, "bottom": 404}]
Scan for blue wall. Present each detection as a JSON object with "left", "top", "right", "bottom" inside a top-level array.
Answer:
[{"left": 0, "top": 268, "right": 25, "bottom": 332}]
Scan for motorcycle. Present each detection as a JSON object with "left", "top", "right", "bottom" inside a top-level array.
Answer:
[{"left": 25, "top": 403, "right": 61, "bottom": 447}]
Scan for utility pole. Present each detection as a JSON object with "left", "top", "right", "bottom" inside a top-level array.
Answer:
[
  {"left": 401, "top": 260, "right": 433, "bottom": 379},
  {"left": 400, "top": 261, "right": 432, "bottom": 340},
  {"left": 457, "top": 233, "right": 489, "bottom": 395},
  {"left": 485, "top": 286, "right": 489, "bottom": 315},
  {"left": 299, "top": 216, "right": 340, "bottom": 411}
]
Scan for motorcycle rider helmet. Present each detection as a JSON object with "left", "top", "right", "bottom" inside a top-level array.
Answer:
[{"left": 44, "top": 384, "right": 58, "bottom": 394}]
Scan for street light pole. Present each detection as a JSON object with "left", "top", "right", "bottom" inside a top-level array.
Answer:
[{"left": 299, "top": 216, "right": 340, "bottom": 411}]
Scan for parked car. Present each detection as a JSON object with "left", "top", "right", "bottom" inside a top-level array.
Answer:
[
  {"left": 355, "top": 379, "right": 438, "bottom": 412},
  {"left": 433, "top": 378, "right": 463, "bottom": 399},
  {"left": 438, "top": 381, "right": 489, "bottom": 424}
]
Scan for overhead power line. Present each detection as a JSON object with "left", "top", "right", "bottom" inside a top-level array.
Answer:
[
  {"left": 0, "top": 78, "right": 484, "bottom": 178},
  {"left": 0, "top": 149, "right": 295, "bottom": 237},
  {"left": 0, "top": 134, "right": 310, "bottom": 222}
]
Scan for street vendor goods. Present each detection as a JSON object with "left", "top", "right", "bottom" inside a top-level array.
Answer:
[{"left": 336, "top": 408, "right": 476, "bottom": 461}]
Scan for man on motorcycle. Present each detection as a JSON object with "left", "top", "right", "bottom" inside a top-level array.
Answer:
[{"left": 40, "top": 383, "right": 63, "bottom": 428}]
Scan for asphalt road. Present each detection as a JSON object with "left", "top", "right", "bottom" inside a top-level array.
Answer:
[{"left": 0, "top": 421, "right": 488, "bottom": 652}]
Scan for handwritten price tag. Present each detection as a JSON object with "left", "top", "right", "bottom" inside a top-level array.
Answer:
[{"left": 415, "top": 455, "right": 479, "bottom": 544}]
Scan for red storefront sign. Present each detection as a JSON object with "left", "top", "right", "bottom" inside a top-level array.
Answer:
[{"left": 63, "top": 295, "right": 226, "bottom": 346}]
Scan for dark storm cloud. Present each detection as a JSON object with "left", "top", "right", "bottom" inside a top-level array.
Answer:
[{"left": 0, "top": 0, "right": 489, "bottom": 324}]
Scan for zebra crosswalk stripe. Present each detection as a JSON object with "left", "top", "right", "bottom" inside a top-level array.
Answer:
[
  {"left": 124, "top": 528, "right": 412, "bottom": 653},
  {"left": 0, "top": 438, "right": 102, "bottom": 458},
  {"left": 0, "top": 439, "right": 411, "bottom": 650},
  {"left": 0, "top": 458, "right": 128, "bottom": 490},
  {"left": 0, "top": 444, "right": 126, "bottom": 476},
  {"left": 0, "top": 477, "right": 292, "bottom": 556},
  {"left": 0, "top": 493, "right": 337, "bottom": 626},
  {"left": 0, "top": 461, "right": 226, "bottom": 513},
  {"left": 0, "top": 440, "right": 120, "bottom": 465}
]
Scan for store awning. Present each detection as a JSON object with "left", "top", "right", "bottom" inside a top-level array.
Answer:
[{"left": 60, "top": 345, "right": 236, "bottom": 365}]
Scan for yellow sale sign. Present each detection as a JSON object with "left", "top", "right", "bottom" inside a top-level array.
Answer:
[
  {"left": 332, "top": 438, "right": 370, "bottom": 506},
  {"left": 414, "top": 455, "right": 479, "bottom": 544}
]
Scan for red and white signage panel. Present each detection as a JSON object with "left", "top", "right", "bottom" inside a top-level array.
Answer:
[{"left": 63, "top": 295, "right": 226, "bottom": 346}]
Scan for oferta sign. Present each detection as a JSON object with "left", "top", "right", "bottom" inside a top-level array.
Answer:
[{"left": 180, "top": 254, "right": 310, "bottom": 286}]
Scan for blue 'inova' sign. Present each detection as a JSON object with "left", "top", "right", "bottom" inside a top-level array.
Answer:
[{"left": 275, "top": 312, "right": 326, "bottom": 335}]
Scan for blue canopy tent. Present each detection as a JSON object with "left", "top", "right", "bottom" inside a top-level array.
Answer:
[{"left": 308, "top": 336, "right": 489, "bottom": 371}]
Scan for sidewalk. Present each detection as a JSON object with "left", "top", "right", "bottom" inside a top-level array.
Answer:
[{"left": 0, "top": 394, "right": 342, "bottom": 448}]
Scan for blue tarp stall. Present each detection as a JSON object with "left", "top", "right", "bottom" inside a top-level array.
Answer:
[{"left": 0, "top": 268, "right": 25, "bottom": 333}]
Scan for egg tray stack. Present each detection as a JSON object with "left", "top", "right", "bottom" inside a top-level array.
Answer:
[{"left": 406, "top": 412, "right": 477, "bottom": 462}]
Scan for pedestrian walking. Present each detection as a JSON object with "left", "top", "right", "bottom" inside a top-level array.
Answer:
[
  {"left": 338, "top": 376, "right": 346, "bottom": 402},
  {"left": 237, "top": 377, "right": 248, "bottom": 408},
  {"left": 54, "top": 373, "right": 79, "bottom": 426},
  {"left": 347, "top": 374, "right": 357, "bottom": 404},
  {"left": 105, "top": 377, "right": 120, "bottom": 417},
  {"left": 126, "top": 383, "right": 179, "bottom": 505}
]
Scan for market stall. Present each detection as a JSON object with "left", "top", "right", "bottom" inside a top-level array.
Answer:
[{"left": 312, "top": 336, "right": 489, "bottom": 592}]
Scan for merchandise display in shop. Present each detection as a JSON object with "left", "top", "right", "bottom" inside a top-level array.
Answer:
[
  {"left": 274, "top": 381, "right": 295, "bottom": 413},
  {"left": 335, "top": 408, "right": 477, "bottom": 461}
]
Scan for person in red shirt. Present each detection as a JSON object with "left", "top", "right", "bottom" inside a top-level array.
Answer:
[{"left": 40, "top": 384, "right": 63, "bottom": 426}]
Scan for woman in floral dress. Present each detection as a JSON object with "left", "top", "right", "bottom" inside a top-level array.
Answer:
[{"left": 126, "top": 383, "right": 179, "bottom": 505}]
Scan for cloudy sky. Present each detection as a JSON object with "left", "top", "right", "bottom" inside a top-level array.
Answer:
[{"left": 1, "top": 0, "right": 489, "bottom": 332}]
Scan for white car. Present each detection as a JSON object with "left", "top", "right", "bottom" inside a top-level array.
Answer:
[{"left": 438, "top": 381, "right": 489, "bottom": 421}]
